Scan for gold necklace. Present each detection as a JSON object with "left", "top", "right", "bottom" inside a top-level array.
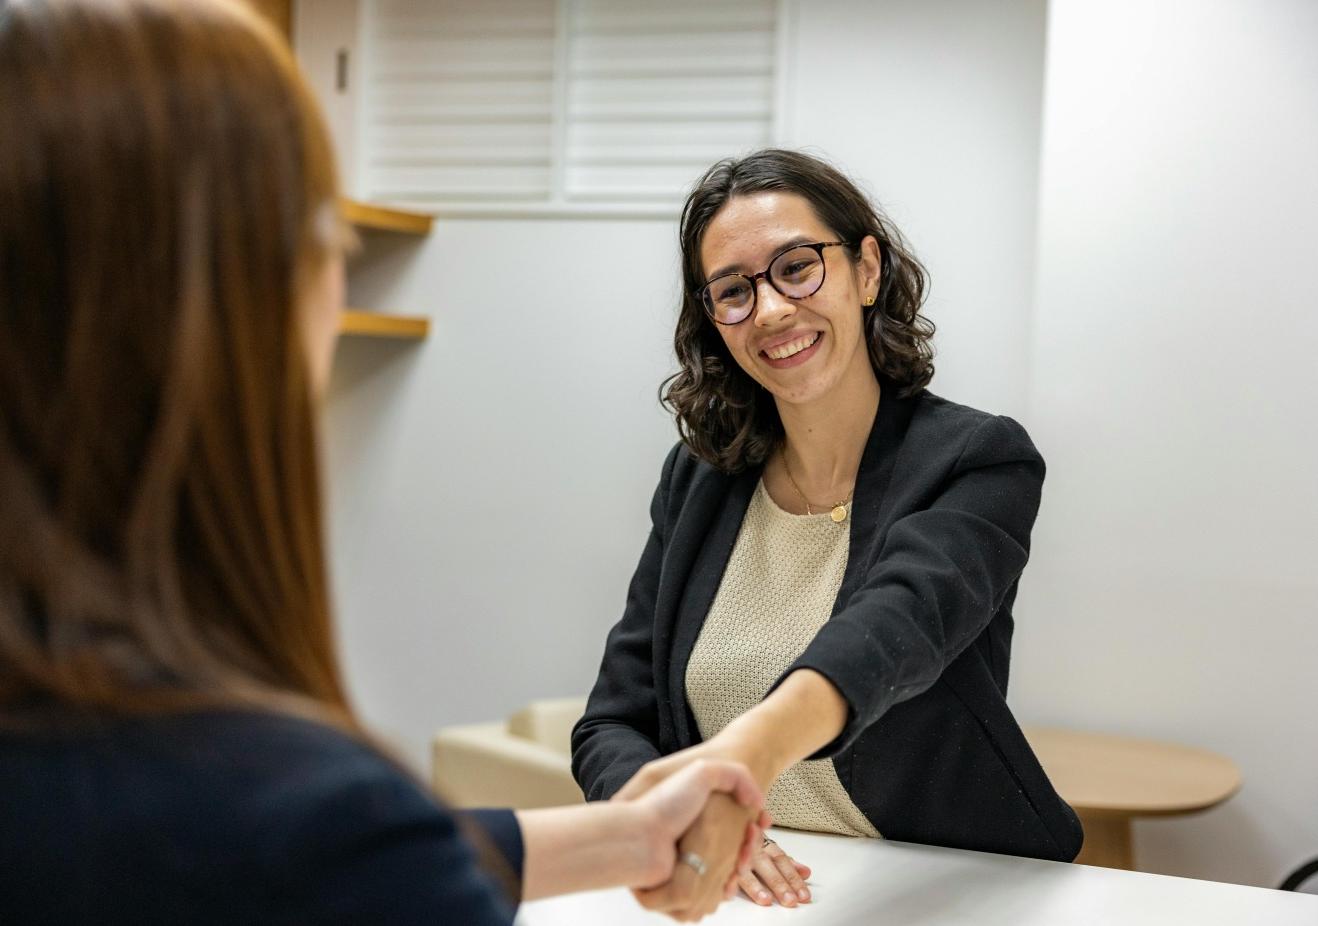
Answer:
[{"left": 781, "top": 449, "right": 852, "bottom": 523}]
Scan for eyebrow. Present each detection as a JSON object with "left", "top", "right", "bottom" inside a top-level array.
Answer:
[{"left": 705, "top": 235, "right": 819, "bottom": 282}]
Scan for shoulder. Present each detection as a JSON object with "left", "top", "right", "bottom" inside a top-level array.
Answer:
[
  {"left": 0, "top": 709, "right": 517, "bottom": 924},
  {"left": 195, "top": 710, "right": 440, "bottom": 824},
  {"left": 172, "top": 711, "right": 476, "bottom": 869},
  {"left": 225, "top": 714, "right": 517, "bottom": 921},
  {"left": 94, "top": 710, "right": 464, "bottom": 871},
  {"left": 906, "top": 389, "right": 999, "bottom": 439},
  {"left": 903, "top": 389, "right": 1042, "bottom": 470},
  {"left": 656, "top": 439, "right": 736, "bottom": 503}
]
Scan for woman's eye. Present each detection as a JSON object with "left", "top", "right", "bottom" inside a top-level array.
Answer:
[
  {"left": 780, "top": 260, "right": 815, "bottom": 278},
  {"left": 717, "top": 283, "right": 750, "bottom": 303}
]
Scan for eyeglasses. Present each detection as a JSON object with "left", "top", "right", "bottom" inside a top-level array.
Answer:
[{"left": 697, "top": 241, "right": 850, "bottom": 325}]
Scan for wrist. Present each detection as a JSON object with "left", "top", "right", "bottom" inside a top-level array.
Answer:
[
  {"left": 615, "top": 800, "right": 669, "bottom": 888},
  {"left": 715, "top": 669, "right": 849, "bottom": 787},
  {"left": 714, "top": 712, "right": 792, "bottom": 787}
]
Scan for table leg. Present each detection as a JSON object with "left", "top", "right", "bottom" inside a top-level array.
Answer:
[{"left": 1075, "top": 814, "right": 1134, "bottom": 870}]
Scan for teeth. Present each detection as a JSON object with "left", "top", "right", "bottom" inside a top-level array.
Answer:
[{"left": 765, "top": 332, "right": 819, "bottom": 360}]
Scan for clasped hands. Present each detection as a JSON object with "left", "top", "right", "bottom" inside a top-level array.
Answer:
[{"left": 613, "top": 738, "right": 812, "bottom": 923}]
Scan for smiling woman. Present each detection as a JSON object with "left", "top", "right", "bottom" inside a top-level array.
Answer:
[
  {"left": 669, "top": 150, "right": 935, "bottom": 473},
  {"left": 572, "top": 149, "right": 1085, "bottom": 913}
]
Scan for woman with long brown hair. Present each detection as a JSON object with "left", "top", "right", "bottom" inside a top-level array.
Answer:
[
  {"left": 0, "top": 1, "right": 764, "bottom": 922},
  {"left": 572, "top": 149, "right": 1085, "bottom": 914}
]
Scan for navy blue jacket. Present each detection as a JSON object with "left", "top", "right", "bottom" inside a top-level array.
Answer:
[
  {"left": 0, "top": 708, "right": 522, "bottom": 924},
  {"left": 572, "top": 385, "right": 1084, "bottom": 862}
]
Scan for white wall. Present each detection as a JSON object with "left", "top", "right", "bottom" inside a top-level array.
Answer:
[
  {"left": 1016, "top": 0, "right": 1318, "bottom": 887},
  {"left": 785, "top": 0, "right": 1048, "bottom": 419},
  {"left": 325, "top": 219, "right": 678, "bottom": 763}
]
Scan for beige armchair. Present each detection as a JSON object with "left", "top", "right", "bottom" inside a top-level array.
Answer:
[{"left": 432, "top": 697, "right": 587, "bottom": 809}]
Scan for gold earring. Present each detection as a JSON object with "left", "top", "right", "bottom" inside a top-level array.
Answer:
[{"left": 864, "top": 295, "right": 876, "bottom": 307}]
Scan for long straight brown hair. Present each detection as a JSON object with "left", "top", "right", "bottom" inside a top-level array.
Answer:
[{"left": 0, "top": 0, "right": 352, "bottom": 724}]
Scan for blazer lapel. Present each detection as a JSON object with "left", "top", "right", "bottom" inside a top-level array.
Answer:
[
  {"left": 664, "top": 466, "right": 758, "bottom": 749},
  {"left": 833, "top": 381, "right": 917, "bottom": 610}
]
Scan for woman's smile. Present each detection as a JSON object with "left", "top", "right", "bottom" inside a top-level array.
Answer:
[{"left": 760, "top": 330, "right": 823, "bottom": 367}]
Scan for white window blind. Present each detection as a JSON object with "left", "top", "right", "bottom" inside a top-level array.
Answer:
[
  {"left": 364, "top": 0, "right": 558, "bottom": 202},
  {"left": 361, "top": 0, "right": 778, "bottom": 210},
  {"left": 563, "top": 1, "right": 777, "bottom": 202}
]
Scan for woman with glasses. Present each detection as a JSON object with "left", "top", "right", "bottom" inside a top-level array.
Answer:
[
  {"left": 573, "top": 149, "right": 1084, "bottom": 913},
  {"left": 0, "top": 2, "right": 769, "bottom": 923}
]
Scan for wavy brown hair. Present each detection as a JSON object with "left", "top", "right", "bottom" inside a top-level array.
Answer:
[
  {"left": 663, "top": 149, "right": 935, "bottom": 473},
  {"left": 0, "top": 0, "right": 351, "bottom": 724}
]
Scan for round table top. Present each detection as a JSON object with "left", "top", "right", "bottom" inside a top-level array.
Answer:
[{"left": 1022, "top": 726, "right": 1242, "bottom": 818}]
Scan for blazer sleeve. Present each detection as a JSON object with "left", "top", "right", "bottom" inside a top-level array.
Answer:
[
  {"left": 775, "top": 414, "right": 1045, "bottom": 758},
  {"left": 570, "top": 446, "right": 679, "bottom": 801}
]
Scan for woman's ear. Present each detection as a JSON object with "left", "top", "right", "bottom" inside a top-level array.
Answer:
[{"left": 858, "top": 234, "right": 882, "bottom": 303}]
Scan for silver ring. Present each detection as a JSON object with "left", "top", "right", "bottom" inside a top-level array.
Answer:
[
  {"left": 680, "top": 850, "right": 708, "bottom": 877},
  {"left": 762, "top": 835, "right": 775, "bottom": 848}
]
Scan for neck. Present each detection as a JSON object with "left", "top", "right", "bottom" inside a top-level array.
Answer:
[{"left": 775, "top": 362, "right": 880, "bottom": 499}]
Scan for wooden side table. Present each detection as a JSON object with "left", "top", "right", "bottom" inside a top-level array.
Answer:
[{"left": 1023, "top": 726, "right": 1242, "bottom": 870}]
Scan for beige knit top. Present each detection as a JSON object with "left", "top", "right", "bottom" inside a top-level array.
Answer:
[{"left": 685, "top": 480, "right": 880, "bottom": 838}]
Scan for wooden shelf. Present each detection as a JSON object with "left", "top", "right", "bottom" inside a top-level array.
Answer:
[
  {"left": 340, "top": 198, "right": 434, "bottom": 236},
  {"left": 336, "top": 202, "right": 432, "bottom": 341},
  {"left": 339, "top": 310, "right": 430, "bottom": 340}
]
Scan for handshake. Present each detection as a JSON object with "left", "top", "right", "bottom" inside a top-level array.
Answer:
[
  {"left": 608, "top": 743, "right": 813, "bottom": 923},
  {"left": 530, "top": 672, "right": 838, "bottom": 918}
]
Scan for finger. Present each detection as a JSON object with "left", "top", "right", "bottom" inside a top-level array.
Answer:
[
  {"left": 640, "top": 888, "right": 705, "bottom": 925},
  {"left": 725, "top": 822, "right": 757, "bottom": 901},
  {"left": 763, "top": 840, "right": 812, "bottom": 901},
  {"left": 632, "top": 862, "right": 699, "bottom": 913},
  {"left": 700, "top": 863, "right": 734, "bottom": 917},
  {"left": 631, "top": 883, "right": 674, "bottom": 912},
  {"left": 724, "top": 860, "right": 739, "bottom": 901},
  {"left": 632, "top": 883, "right": 687, "bottom": 915},
  {"left": 692, "top": 885, "right": 719, "bottom": 922},
  {"left": 738, "top": 869, "right": 774, "bottom": 906},
  {"left": 769, "top": 848, "right": 810, "bottom": 903},
  {"left": 667, "top": 878, "right": 714, "bottom": 922},
  {"left": 752, "top": 849, "right": 799, "bottom": 907},
  {"left": 737, "top": 821, "right": 758, "bottom": 874}
]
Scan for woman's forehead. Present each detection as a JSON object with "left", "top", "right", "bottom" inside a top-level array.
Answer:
[{"left": 700, "top": 192, "right": 832, "bottom": 276}]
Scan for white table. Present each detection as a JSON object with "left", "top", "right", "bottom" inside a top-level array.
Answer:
[{"left": 517, "top": 828, "right": 1318, "bottom": 925}]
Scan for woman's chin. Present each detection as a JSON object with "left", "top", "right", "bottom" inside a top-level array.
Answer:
[{"left": 763, "top": 376, "right": 835, "bottom": 408}]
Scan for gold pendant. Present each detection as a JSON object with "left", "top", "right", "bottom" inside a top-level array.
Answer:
[{"left": 831, "top": 505, "right": 848, "bottom": 523}]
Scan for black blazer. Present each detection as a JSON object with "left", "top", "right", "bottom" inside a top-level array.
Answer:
[{"left": 572, "top": 385, "right": 1084, "bottom": 862}]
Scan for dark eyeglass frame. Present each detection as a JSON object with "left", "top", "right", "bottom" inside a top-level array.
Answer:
[{"left": 696, "top": 240, "right": 851, "bottom": 326}]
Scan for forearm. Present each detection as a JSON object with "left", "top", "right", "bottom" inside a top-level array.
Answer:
[
  {"left": 572, "top": 722, "right": 662, "bottom": 801},
  {"left": 715, "top": 668, "right": 848, "bottom": 787},
  {"left": 514, "top": 802, "right": 659, "bottom": 900}
]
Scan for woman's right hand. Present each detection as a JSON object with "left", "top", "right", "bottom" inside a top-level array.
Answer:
[
  {"left": 623, "top": 759, "right": 770, "bottom": 921},
  {"left": 634, "top": 793, "right": 763, "bottom": 922}
]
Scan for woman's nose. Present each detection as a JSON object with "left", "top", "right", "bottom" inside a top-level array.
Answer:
[{"left": 753, "top": 277, "right": 795, "bottom": 326}]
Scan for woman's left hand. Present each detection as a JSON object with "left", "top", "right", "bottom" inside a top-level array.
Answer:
[{"left": 737, "top": 835, "right": 812, "bottom": 907}]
